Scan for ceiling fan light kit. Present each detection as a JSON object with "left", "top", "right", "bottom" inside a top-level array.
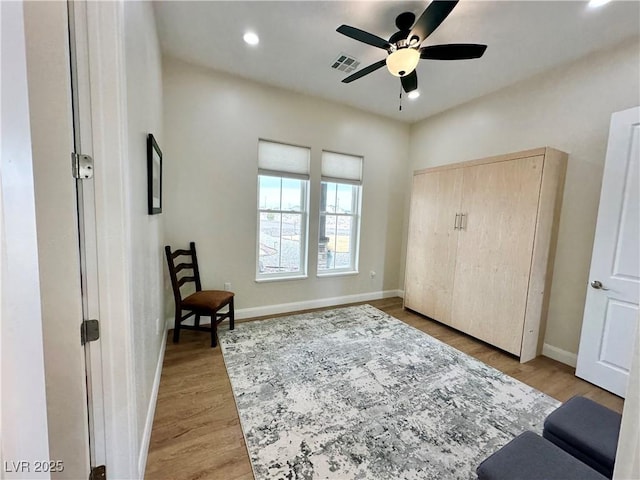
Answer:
[
  {"left": 386, "top": 48, "right": 420, "bottom": 77},
  {"left": 336, "top": 0, "right": 487, "bottom": 104}
]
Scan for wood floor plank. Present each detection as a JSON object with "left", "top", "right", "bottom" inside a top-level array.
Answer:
[{"left": 145, "top": 298, "right": 623, "bottom": 479}]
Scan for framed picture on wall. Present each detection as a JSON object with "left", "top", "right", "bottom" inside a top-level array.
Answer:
[{"left": 147, "top": 133, "right": 162, "bottom": 215}]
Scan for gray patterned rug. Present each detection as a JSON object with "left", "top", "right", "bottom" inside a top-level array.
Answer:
[{"left": 219, "top": 304, "right": 559, "bottom": 480}]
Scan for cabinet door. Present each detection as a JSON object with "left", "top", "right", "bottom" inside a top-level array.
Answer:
[
  {"left": 404, "top": 168, "right": 462, "bottom": 324},
  {"left": 451, "top": 156, "right": 544, "bottom": 355}
]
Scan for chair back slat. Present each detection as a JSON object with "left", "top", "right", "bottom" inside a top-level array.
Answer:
[
  {"left": 175, "top": 262, "right": 194, "bottom": 273},
  {"left": 177, "top": 276, "right": 196, "bottom": 287},
  {"left": 171, "top": 249, "right": 191, "bottom": 259}
]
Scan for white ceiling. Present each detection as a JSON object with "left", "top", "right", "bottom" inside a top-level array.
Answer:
[{"left": 154, "top": 1, "right": 640, "bottom": 123}]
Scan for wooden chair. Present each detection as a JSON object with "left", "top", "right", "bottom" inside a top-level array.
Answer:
[{"left": 165, "top": 242, "right": 234, "bottom": 347}]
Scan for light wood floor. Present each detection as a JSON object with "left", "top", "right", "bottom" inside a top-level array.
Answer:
[{"left": 145, "top": 297, "right": 623, "bottom": 480}]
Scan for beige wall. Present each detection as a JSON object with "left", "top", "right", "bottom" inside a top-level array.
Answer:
[
  {"left": 408, "top": 38, "right": 640, "bottom": 358},
  {"left": 162, "top": 57, "right": 410, "bottom": 315},
  {"left": 123, "top": 0, "right": 165, "bottom": 463}
]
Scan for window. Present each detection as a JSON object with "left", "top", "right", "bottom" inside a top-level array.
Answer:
[
  {"left": 257, "top": 140, "right": 310, "bottom": 280},
  {"left": 318, "top": 151, "right": 363, "bottom": 274}
]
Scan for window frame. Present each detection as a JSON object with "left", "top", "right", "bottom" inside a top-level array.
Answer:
[
  {"left": 255, "top": 140, "right": 311, "bottom": 282},
  {"left": 317, "top": 164, "right": 363, "bottom": 276}
]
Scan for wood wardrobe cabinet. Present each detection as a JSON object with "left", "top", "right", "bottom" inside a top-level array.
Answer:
[{"left": 404, "top": 147, "right": 567, "bottom": 362}]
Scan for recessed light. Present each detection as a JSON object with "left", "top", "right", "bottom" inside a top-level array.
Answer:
[
  {"left": 588, "top": 0, "right": 611, "bottom": 8},
  {"left": 243, "top": 32, "right": 259, "bottom": 46},
  {"left": 408, "top": 90, "right": 420, "bottom": 100}
]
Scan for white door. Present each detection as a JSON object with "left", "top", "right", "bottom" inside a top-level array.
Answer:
[
  {"left": 67, "top": 0, "right": 108, "bottom": 471},
  {"left": 576, "top": 106, "right": 640, "bottom": 398}
]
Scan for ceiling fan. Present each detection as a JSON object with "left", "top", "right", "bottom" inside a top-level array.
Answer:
[{"left": 336, "top": 0, "right": 487, "bottom": 94}]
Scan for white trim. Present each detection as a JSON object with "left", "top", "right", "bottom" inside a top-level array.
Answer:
[
  {"left": 613, "top": 319, "right": 640, "bottom": 479},
  {"left": 316, "top": 271, "right": 359, "bottom": 278},
  {"left": 542, "top": 343, "right": 578, "bottom": 367},
  {"left": 84, "top": 2, "right": 138, "bottom": 477},
  {"left": 137, "top": 333, "right": 167, "bottom": 477},
  {"left": 166, "top": 290, "right": 406, "bottom": 327},
  {"left": 256, "top": 175, "right": 310, "bottom": 282},
  {"left": 1, "top": 1, "right": 51, "bottom": 470},
  {"left": 255, "top": 275, "right": 309, "bottom": 283},
  {"left": 235, "top": 290, "right": 403, "bottom": 320}
]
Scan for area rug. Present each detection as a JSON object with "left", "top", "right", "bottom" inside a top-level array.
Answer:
[{"left": 219, "top": 304, "right": 560, "bottom": 480}]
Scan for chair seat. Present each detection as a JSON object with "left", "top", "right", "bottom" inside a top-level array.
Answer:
[{"left": 182, "top": 290, "right": 234, "bottom": 311}]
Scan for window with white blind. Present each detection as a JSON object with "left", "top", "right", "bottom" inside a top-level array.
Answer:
[
  {"left": 257, "top": 140, "right": 310, "bottom": 280},
  {"left": 318, "top": 151, "right": 363, "bottom": 274}
]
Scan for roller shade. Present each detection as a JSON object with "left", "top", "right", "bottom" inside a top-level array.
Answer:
[
  {"left": 258, "top": 140, "right": 310, "bottom": 180},
  {"left": 321, "top": 151, "right": 363, "bottom": 185}
]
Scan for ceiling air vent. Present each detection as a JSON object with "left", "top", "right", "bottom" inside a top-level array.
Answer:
[{"left": 331, "top": 53, "right": 360, "bottom": 74}]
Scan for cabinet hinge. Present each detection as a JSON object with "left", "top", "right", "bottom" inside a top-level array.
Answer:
[
  {"left": 89, "top": 465, "right": 106, "bottom": 480},
  {"left": 72, "top": 152, "right": 94, "bottom": 179},
  {"left": 81, "top": 319, "right": 100, "bottom": 345}
]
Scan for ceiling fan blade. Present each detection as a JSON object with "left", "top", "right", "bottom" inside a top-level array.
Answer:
[
  {"left": 420, "top": 43, "right": 487, "bottom": 60},
  {"left": 337, "top": 25, "right": 391, "bottom": 50},
  {"left": 342, "top": 59, "right": 387, "bottom": 83},
  {"left": 408, "top": 0, "right": 459, "bottom": 45},
  {"left": 401, "top": 71, "right": 418, "bottom": 93}
]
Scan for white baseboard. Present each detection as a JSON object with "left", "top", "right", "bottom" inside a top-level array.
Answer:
[
  {"left": 137, "top": 330, "right": 167, "bottom": 477},
  {"left": 236, "top": 290, "right": 403, "bottom": 320},
  {"left": 542, "top": 343, "right": 577, "bottom": 368},
  {"left": 165, "top": 290, "right": 405, "bottom": 327}
]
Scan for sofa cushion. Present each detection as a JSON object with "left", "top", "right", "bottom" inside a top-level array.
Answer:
[
  {"left": 477, "top": 431, "right": 608, "bottom": 480},
  {"left": 543, "top": 396, "right": 621, "bottom": 478}
]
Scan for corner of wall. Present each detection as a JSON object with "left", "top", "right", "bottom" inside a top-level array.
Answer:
[{"left": 542, "top": 343, "right": 578, "bottom": 367}]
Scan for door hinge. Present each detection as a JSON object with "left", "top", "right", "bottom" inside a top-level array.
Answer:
[
  {"left": 81, "top": 319, "right": 100, "bottom": 345},
  {"left": 89, "top": 465, "right": 106, "bottom": 480},
  {"left": 72, "top": 152, "right": 94, "bottom": 179}
]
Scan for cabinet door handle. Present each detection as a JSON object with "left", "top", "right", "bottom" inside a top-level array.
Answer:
[
  {"left": 460, "top": 213, "right": 467, "bottom": 230},
  {"left": 454, "top": 213, "right": 460, "bottom": 230}
]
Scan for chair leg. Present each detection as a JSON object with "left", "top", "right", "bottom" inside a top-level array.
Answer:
[
  {"left": 173, "top": 310, "right": 181, "bottom": 343},
  {"left": 211, "top": 312, "right": 217, "bottom": 348},
  {"left": 229, "top": 297, "right": 235, "bottom": 331},
  {"left": 194, "top": 314, "right": 201, "bottom": 328}
]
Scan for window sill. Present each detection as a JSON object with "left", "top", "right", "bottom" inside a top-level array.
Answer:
[
  {"left": 317, "top": 270, "right": 359, "bottom": 278},
  {"left": 255, "top": 275, "right": 308, "bottom": 283}
]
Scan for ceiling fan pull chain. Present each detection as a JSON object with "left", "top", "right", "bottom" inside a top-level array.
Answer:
[{"left": 399, "top": 84, "right": 403, "bottom": 111}]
